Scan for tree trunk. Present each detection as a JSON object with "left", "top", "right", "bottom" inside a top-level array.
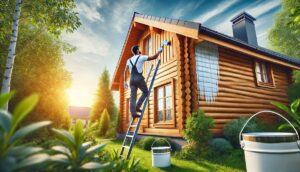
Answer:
[{"left": 1, "top": 0, "right": 22, "bottom": 110}]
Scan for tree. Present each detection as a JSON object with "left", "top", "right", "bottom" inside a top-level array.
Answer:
[
  {"left": 1, "top": 0, "right": 81, "bottom": 109},
  {"left": 6, "top": 29, "right": 72, "bottom": 128},
  {"left": 90, "top": 68, "right": 116, "bottom": 122},
  {"left": 268, "top": 0, "right": 300, "bottom": 82},
  {"left": 1, "top": 0, "right": 22, "bottom": 110},
  {"left": 99, "top": 108, "right": 111, "bottom": 136}
]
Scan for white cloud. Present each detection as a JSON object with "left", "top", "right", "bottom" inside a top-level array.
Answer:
[
  {"left": 63, "top": 26, "right": 111, "bottom": 60},
  {"left": 77, "top": 0, "right": 104, "bottom": 22},
  {"left": 247, "top": 0, "right": 280, "bottom": 18},
  {"left": 111, "top": 0, "right": 141, "bottom": 33},
  {"left": 193, "top": 0, "right": 239, "bottom": 23},
  {"left": 212, "top": 0, "right": 281, "bottom": 36},
  {"left": 171, "top": 0, "right": 204, "bottom": 19}
]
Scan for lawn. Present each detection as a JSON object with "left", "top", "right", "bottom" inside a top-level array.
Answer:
[{"left": 103, "top": 139, "right": 246, "bottom": 172}]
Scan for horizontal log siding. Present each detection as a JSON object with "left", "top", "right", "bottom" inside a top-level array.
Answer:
[
  {"left": 121, "top": 30, "right": 181, "bottom": 136},
  {"left": 197, "top": 47, "right": 291, "bottom": 135}
]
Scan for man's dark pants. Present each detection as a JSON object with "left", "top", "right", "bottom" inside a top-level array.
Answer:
[{"left": 130, "top": 74, "right": 148, "bottom": 117}]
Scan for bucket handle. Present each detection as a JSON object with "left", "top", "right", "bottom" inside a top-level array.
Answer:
[
  {"left": 239, "top": 110, "right": 299, "bottom": 148},
  {"left": 151, "top": 138, "right": 171, "bottom": 150}
]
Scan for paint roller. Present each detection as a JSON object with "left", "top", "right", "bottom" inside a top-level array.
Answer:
[{"left": 158, "top": 40, "right": 171, "bottom": 52}]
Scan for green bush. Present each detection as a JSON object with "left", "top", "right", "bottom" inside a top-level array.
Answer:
[
  {"left": 138, "top": 137, "right": 175, "bottom": 151},
  {"left": 287, "top": 82, "right": 300, "bottom": 102},
  {"left": 184, "top": 109, "right": 214, "bottom": 147},
  {"left": 99, "top": 108, "right": 111, "bottom": 136},
  {"left": 211, "top": 138, "right": 233, "bottom": 154},
  {"left": 50, "top": 120, "right": 109, "bottom": 171},
  {"left": 138, "top": 137, "right": 156, "bottom": 150},
  {"left": 223, "top": 117, "right": 264, "bottom": 147},
  {"left": 0, "top": 92, "right": 51, "bottom": 172}
]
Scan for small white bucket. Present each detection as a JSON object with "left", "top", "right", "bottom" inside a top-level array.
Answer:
[
  {"left": 151, "top": 139, "right": 172, "bottom": 167},
  {"left": 240, "top": 110, "right": 300, "bottom": 172}
]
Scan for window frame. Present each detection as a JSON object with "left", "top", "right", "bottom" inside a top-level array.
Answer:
[
  {"left": 143, "top": 34, "right": 152, "bottom": 56},
  {"left": 254, "top": 60, "right": 275, "bottom": 88},
  {"left": 153, "top": 78, "right": 176, "bottom": 128}
]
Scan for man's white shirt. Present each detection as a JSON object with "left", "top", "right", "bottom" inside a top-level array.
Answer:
[{"left": 126, "top": 55, "right": 148, "bottom": 74}]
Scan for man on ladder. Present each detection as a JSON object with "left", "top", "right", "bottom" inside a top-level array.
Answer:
[{"left": 124, "top": 45, "right": 163, "bottom": 119}]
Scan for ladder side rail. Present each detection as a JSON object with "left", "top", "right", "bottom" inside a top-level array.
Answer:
[{"left": 126, "top": 60, "right": 161, "bottom": 159}]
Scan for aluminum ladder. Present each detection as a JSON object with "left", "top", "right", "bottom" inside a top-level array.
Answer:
[{"left": 120, "top": 59, "right": 161, "bottom": 160}]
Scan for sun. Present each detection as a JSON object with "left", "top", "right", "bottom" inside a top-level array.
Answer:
[{"left": 65, "top": 88, "right": 93, "bottom": 107}]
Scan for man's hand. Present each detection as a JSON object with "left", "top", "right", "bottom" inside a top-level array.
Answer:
[
  {"left": 124, "top": 82, "right": 129, "bottom": 90},
  {"left": 158, "top": 47, "right": 163, "bottom": 53}
]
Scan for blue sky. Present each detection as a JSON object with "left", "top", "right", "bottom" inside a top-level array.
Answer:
[{"left": 63, "top": 0, "right": 281, "bottom": 107}]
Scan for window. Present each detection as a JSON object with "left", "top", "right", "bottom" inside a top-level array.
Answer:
[
  {"left": 143, "top": 35, "right": 152, "bottom": 55},
  {"left": 155, "top": 83, "right": 173, "bottom": 123},
  {"left": 254, "top": 61, "right": 274, "bottom": 87}
]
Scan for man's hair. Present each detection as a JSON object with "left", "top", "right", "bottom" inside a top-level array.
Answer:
[{"left": 131, "top": 45, "right": 139, "bottom": 55}]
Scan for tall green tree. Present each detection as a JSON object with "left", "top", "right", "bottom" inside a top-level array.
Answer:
[
  {"left": 268, "top": 0, "right": 300, "bottom": 83},
  {"left": 90, "top": 69, "right": 116, "bottom": 122},
  {"left": 6, "top": 27, "right": 72, "bottom": 128},
  {"left": 0, "top": 0, "right": 80, "bottom": 109}
]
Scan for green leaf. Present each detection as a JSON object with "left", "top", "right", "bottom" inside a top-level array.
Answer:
[
  {"left": 80, "top": 162, "right": 109, "bottom": 170},
  {"left": 84, "top": 143, "right": 106, "bottom": 159},
  {"left": 14, "top": 153, "right": 49, "bottom": 170},
  {"left": 291, "top": 98, "right": 300, "bottom": 114},
  {"left": 50, "top": 154, "right": 70, "bottom": 164},
  {"left": 0, "top": 91, "right": 15, "bottom": 109},
  {"left": 51, "top": 145, "right": 71, "bottom": 157},
  {"left": 10, "top": 146, "right": 43, "bottom": 160},
  {"left": 52, "top": 129, "right": 76, "bottom": 149},
  {"left": 11, "top": 94, "right": 39, "bottom": 134},
  {"left": 0, "top": 110, "right": 12, "bottom": 132},
  {"left": 271, "top": 101, "right": 292, "bottom": 115},
  {"left": 9, "top": 121, "right": 51, "bottom": 145},
  {"left": 74, "top": 120, "right": 83, "bottom": 145}
]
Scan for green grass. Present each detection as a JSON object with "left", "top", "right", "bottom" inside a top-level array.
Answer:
[{"left": 103, "top": 139, "right": 246, "bottom": 172}]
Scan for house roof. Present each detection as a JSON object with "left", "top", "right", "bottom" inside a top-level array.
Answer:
[{"left": 111, "top": 12, "right": 300, "bottom": 90}]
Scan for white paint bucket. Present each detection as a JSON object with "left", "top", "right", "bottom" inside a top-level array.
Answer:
[
  {"left": 151, "top": 139, "right": 172, "bottom": 167},
  {"left": 239, "top": 110, "right": 300, "bottom": 172}
]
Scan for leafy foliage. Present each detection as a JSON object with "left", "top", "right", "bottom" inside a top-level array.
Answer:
[
  {"left": 99, "top": 108, "right": 111, "bottom": 136},
  {"left": 287, "top": 3, "right": 300, "bottom": 35},
  {"left": 0, "top": 92, "right": 51, "bottom": 172},
  {"left": 287, "top": 82, "right": 300, "bottom": 101},
  {"left": 268, "top": 0, "right": 300, "bottom": 82},
  {"left": 210, "top": 138, "right": 233, "bottom": 154},
  {"left": 269, "top": 0, "right": 300, "bottom": 58},
  {"left": 223, "top": 117, "right": 265, "bottom": 147},
  {"left": 50, "top": 120, "right": 109, "bottom": 171},
  {"left": 138, "top": 137, "right": 175, "bottom": 151},
  {"left": 271, "top": 98, "right": 300, "bottom": 132},
  {"left": 184, "top": 109, "right": 214, "bottom": 147},
  {"left": 90, "top": 68, "right": 116, "bottom": 122},
  {"left": 106, "top": 149, "right": 147, "bottom": 172}
]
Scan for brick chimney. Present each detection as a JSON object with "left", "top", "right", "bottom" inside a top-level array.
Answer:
[{"left": 230, "top": 12, "right": 258, "bottom": 46}]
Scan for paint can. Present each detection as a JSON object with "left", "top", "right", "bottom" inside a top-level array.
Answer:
[{"left": 240, "top": 110, "right": 300, "bottom": 172}]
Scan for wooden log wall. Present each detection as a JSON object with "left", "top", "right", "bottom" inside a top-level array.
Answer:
[
  {"left": 121, "top": 29, "right": 182, "bottom": 136},
  {"left": 195, "top": 46, "right": 291, "bottom": 135}
]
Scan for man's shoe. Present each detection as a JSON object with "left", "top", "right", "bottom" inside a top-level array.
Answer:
[
  {"left": 136, "top": 108, "right": 142, "bottom": 113},
  {"left": 132, "top": 114, "right": 141, "bottom": 118}
]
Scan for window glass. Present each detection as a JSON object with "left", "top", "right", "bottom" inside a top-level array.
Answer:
[
  {"left": 158, "top": 87, "right": 164, "bottom": 98},
  {"left": 155, "top": 83, "right": 173, "bottom": 123},
  {"left": 166, "top": 109, "right": 172, "bottom": 121},
  {"left": 165, "top": 84, "right": 172, "bottom": 97},
  {"left": 144, "top": 36, "right": 152, "bottom": 55},
  {"left": 158, "top": 110, "right": 164, "bottom": 122}
]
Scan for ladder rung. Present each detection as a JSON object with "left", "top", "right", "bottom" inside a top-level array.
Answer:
[
  {"left": 123, "top": 146, "right": 130, "bottom": 149},
  {"left": 126, "top": 135, "right": 133, "bottom": 138},
  {"left": 130, "top": 125, "right": 137, "bottom": 128}
]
